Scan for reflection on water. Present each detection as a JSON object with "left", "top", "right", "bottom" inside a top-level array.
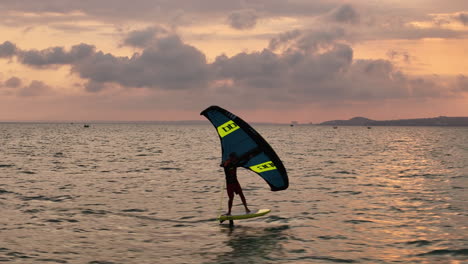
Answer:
[
  {"left": 210, "top": 225, "right": 290, "bottom": 264},
  {"left": 0, "top": 124, "right": 467, "bottom": 263}
]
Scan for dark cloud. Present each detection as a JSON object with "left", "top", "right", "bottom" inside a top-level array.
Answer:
[
  {"left": 210, "top": 29, "right": 449, "bottom": 103},
  {"left": 0, "top": 41, "right": 17, "bottom": 58},
  {"left": 122, "top": 26, "right": 169, "bottom": 48},
  {"left": 268, "top": 30, "right": 302, "bottom": 51},
  {"left": 213, "top": 49, "right": 286, "bottom": 89},
  {"left": 294, "top": 43, "right": 354, "bottom": 85},
  {"left": 211, "top": 42, "right": 354, "bottom": 100},
  {"left": 3, "top": 37, "right": 210, "bottom": 91},
  {"left": 300, "top": 27, "right": 347, "bottom": 51},
  {"left": 19, "top": 47, "right": 70, "bottom": 66},
  {"left": 457, "top": 13, "right": 468, "bottom": 26},
  {"left": 269, "top": 27, "right": 348, "bottom": 54},
  {"left": 84, "top": 80, "right": 107, "bottom": 92},
  {"left": 73, "top": 35, "right": 211, "bottom": 91},
  {"left": 327, "top": 4, "right": 359, "bottom": 24},
  {"left": 5, "top": 76, "right": 22, "bottom": 88},
  {"left": 18, "top": 43, "right": 95, "bottom": 67},
  {"left": 344, "top": 60, "right": 404, "bottom": 98},
  {"left": 18, "top": 80, "right": 52, "bottom": 97},
  {"left": 227, "top": 9, "right": 258, "bottom": 30},
  {"left": 456, "top": 75, "right": 468, "bottom": 91}
]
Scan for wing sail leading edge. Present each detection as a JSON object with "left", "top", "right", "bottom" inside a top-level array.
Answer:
[{"left": 201, "top": 105, "right": 288, "bottom": 191}]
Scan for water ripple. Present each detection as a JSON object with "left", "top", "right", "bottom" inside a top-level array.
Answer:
[{"left": 0, "top": 124, "right": 466, "bottom": 264}]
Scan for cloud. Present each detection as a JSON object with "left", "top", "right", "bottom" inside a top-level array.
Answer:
[
  {"left": 2, "top": 37, "right": 210, "bottom": 91},
  {"left": 50, "top": 23, "right": 100, "bottom": 33},
  {"left": 227, "top": 9, "right": 258, "bottom": 30},
  {"left": 1, "top": 21, "right": 462, "bottom": 105},
  {"left": 1, "top": 1, "right": 466, "bottom": 43},
  {"left": 0, "top": 41, "right": 17, "bottom": 58},
  {"left": 376, "top": 11, "right": 468, "bottom": 40},
  {"left": 0, "top": 0, "right": 467, "bottom": 122},
  {"left": 0, "top": 75, "right": 54, "bottom": 96},
  {"left": 213, "top": 49, "right": 286, "bottom": 89},
  {"left": 122, "top": 26, "right": 169, "bottom": 48},
  {"left": 326, "top": 4, "right": 359, "bottom": 24},
  {"left": 0, "top": 0, "right": 465, "bottom": 35},
  {"left": 457, "top": 13, "right": 468, "bottom": 26},
  {"left": 18, "top": 80, "right": 52, "bottom": 97},
  {"left": 386, "top": 50, "right": 411, "bottom": 63},
  {"left": 268, "top": 30, "right": 302, "bottom": 51},
  {"left": 73, "top": 35, "right": 211, "bottom": 91},
  {"left": 419, "top": 12, "right": 468, "bottom": 28},
  {"left": 5, "top": 76, "right": 22, "bottom": 88},
  {"left": 456, "top": 75, "right": 468, "bottom": 91},
  {"left": 210, "top": 29, "right": 451, "bottom": 104},
  {"left": 0, "top": 0, "right": 332, "bottom": 24},
  {"left": 84, "top": 80, "right": 108, "bottom": 93},
  {"left": 18, "top": 43, "right": 95, "bottom": 67},
  {"left": 269, "top": 27, "right": 348, "bottom": 53}
]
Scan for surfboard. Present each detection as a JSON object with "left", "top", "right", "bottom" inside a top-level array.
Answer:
[{"left": 218, "top": 209, "right": 271, "bottom": 221}]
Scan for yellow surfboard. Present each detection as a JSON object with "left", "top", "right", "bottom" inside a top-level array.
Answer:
[{"left": 218, "top": 209, "right": 271, "bottom": 221}]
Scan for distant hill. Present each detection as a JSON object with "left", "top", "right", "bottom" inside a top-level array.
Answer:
[
  {"left": 319, "top": 116, "right": 468, "bottom": 126},
  {"left": 320, "top": 117, "right": 373, "bottom": 126}
]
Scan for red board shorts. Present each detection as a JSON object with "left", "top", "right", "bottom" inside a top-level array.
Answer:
[{"left": 227, "top": 182, "right": 242, "bottom": 197}]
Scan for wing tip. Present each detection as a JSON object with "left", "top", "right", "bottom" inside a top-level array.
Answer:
[
  {"left": 270, "top": 181, "right": 289, "bottom": 191},
  {"left": 200, "top": 105, "right": 221, "bottom": 116}
]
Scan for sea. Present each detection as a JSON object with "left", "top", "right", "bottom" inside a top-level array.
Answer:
[{"left": 0, "top": 123, "right": 466, "bottom": 264}]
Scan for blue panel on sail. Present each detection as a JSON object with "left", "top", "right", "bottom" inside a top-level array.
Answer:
[{"left": 201, "top": 105, "right": 288, "bottom": 191}]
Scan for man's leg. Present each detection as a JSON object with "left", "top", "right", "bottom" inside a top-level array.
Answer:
[
  {"left": 238, "top": 191, "right": 250, "bottom": 213},
  {"left": 226, "top": 187, "right": 234, "bottom": 215}
]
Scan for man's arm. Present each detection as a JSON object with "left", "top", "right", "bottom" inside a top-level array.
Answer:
[{"left": 237, "top": 148, "right": 262, "bottom": 166}]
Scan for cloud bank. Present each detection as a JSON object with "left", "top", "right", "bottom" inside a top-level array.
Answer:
[
  {"left": 2, "top": 23, "right": 464, "bottom": 107},
  {"left": 0, "top": 1, "right": 467, "bottom": 120}
]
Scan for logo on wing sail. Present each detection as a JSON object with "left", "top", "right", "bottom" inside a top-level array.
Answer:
[
  {"left": 250, "top": 161, "right": 277, "bottom": 173},
  {"left": 217, "top": 120, "right": 240, "bottom": 138}
]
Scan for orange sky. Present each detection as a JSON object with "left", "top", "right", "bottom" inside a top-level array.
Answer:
[{"left": 0, "top": 1, "right": 467, "bottom": 123}]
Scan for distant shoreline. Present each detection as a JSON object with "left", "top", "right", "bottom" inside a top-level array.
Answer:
[
  {"left": 317, "top": 116, "right": 468, "bottom": 127},
  {"left": 0, "top": 120, "right": 209, "bottom": 125},
  {"left": 1, "top": 116, "right": 468, "bottom": 126},
  {"left": 0, "top": 120, "right": 283, "bottom": 126}
]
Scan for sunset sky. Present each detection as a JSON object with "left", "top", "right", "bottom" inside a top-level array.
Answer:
[{"left": 1, "top": 0, "right": 467, "bottom": 123}]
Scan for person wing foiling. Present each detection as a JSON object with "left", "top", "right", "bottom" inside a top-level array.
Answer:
[
  {"left": 220, "top": 152, "right": 251, "bottom": 215},
  {"left": 200, "top": 105, "right": 289, "bottom": 218}
]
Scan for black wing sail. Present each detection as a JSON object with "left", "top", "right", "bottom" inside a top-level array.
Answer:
[{"left": 201, "top": 106, "right": 288, "bottom": 191}]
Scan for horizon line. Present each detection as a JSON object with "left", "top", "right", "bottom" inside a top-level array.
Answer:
[
  {"left": 0, "top": 120, "right": 290, "bottom": 125},
  {"left": 1, "top": 115, "right": 467, "bottom": 125}
]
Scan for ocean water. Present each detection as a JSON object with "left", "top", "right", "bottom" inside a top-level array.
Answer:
[{"left": 0, "top": 123, "right": 467, "bottom": 264}]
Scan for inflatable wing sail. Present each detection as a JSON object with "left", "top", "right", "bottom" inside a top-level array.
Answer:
[{"left": 201, "top": 105, "right": 288, "bottom": 191}]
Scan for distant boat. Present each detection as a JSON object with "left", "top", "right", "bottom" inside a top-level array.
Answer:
[
  {"left": 84, "top": 124, "right": 90, "bottom": 128},
  {"left": 367, "top": 126, "right": 372, "bottom": 129},
  {"left": 333, "top": 126, "right": 338, "bottom": 129},
  {"left": 290, "top": 121, "right": 298, "bottom": 127}
]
